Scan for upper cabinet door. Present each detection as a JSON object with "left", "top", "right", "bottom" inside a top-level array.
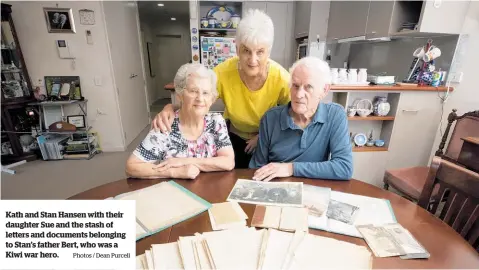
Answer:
[
  {"left": 266, "top": 1, "right": 292, "bottom": 68},
  {"left": 327, "top": 1, "right": 370, "bottom": 40},
  {"left": 365, "top": 1, "right": 394, "bottom": 38},
  {"left": 294, "top": 1, "right": 311, "bottom": 38},
  {"left": 242, "top": 1, "right": 267, "bottom": 15}
]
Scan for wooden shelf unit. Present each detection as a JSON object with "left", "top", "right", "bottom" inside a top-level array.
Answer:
[
  {"left": 348, "top": 116, "right": 395, "bottom": 121},
  {"left": 353, "top": 146, "right": 388, "bottom": 152}
]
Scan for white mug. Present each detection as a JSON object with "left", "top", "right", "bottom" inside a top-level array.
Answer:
[
  {"left": 423, "top": 47, "right": 441, "bottom": 62},
  {"left": 348, "top": 69, "right": 358, "bottom": 83}
]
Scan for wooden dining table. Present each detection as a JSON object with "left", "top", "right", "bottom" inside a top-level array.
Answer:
[{"left": 69, "top": 169, "right": 479, "bottom": 269}]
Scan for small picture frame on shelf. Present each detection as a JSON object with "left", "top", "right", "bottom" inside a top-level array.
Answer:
[
  {"left": 44, "top": 76, "right": 83, "bottom": 101},
  {"left": 67, "top": 115, "right": 85, "bottom": 128},
  {"left": 43, "top": 7, "right": 76, "bottom": 33}
]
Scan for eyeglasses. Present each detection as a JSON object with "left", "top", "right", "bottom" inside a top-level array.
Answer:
[{"left": 185, "top": 88, "right": 213, "bottom": 98}]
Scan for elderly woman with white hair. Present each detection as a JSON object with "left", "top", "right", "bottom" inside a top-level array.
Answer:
[
  {"left": 250, "top": 56, "right": 353, "bottom": 181},
  {"left": 126, "top": 64, "right": 234, "bottom": 179},
  {"left": 152, "top": 9, "right": 290, "bottom": 168}
]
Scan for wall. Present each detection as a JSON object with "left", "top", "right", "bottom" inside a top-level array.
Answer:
[
  {"left": 139, "top": 22, "right": 158, "bottom": 105},
  {"left": 348, "top": 35, "right": 458, "bottom": 80},
  {"left": 6, "top": 1, "right": 124, "bottom": 152},
  {"left": 428, "top": 1, "right": 479, "bottom": 159},
  {"left": 328, "top": 35, "right": 458, "bottom": 80}
]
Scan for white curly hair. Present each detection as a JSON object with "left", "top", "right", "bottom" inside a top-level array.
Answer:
[
  {"left": 174, "top": 63, "right": 218, "bottom": 98},
  {"left": 236, "top": 9, "right": 274, "bottom": 50},
  {"left": 289, "top": 56, "right": 332, "bottom": 88}
]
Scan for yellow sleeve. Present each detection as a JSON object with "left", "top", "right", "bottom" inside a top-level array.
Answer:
[
  {"left": 213, "top": 66, "right": 223, "bottom": 100},
  {"left": 278, "top": 70, "right": 291, "bottom": 105}
]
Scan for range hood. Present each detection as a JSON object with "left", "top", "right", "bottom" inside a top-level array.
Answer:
[{"left": 337, "top": 36, "right": 391, "bottom": 44}]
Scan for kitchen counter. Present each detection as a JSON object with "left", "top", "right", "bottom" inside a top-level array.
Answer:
[
  {"left": 330, "top": 85, "right": 454, "bottom": 92},
  {"left": 164, "top": 82, "right": 453, "bottom": 92}
]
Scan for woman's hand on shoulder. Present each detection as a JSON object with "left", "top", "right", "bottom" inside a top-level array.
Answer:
[{"left": 152, "top": 104, "right": 175, "bottom": 132}]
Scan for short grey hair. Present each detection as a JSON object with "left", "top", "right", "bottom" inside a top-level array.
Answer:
[
  {"left": 174, "top": 63, "right": 218, "bottom": 97},
  {"left": 289, "top": 56, "right": 332, "bottom": 87},
  {"left": 236, "top": 9, "right": 274, "bottom": 50}
]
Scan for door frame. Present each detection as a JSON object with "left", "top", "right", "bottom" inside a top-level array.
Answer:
[{"left": 134, "top": 2, "right": 151, "bottom": 123}]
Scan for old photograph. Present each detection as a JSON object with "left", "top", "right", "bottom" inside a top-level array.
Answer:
[
  {"left": 326, "top": 200, "right": 359, "bottom": 225},
  {"left": 227, "top": 179, "right": 303, "bottom": 207},
  {"left": 357, "top": 223, "right": 429, "bottom": 258},
  {"left": 302, "top": 184, "right": 331, "bottom": 217}
]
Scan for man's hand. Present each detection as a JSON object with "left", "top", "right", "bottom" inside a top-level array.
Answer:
[
  {"left": 244, "top": 134, "right": 259, "bottom": 154},
  {"left": 151, "top": 104, "right": 175, "bottom": 132},
  {"left": 154, "top": 158, "right": 191, "bottom": 172},
  {"left": 252, "top": 163, "right": 294, "bottom": 182}
]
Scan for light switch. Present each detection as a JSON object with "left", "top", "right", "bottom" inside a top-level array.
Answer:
[{"left": 94, "top": 76, "right": 102, "bottom": 86}]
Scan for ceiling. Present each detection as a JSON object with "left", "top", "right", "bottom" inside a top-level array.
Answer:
[{"left": 138, "top": 1, "right": 190, "bottom": 23}]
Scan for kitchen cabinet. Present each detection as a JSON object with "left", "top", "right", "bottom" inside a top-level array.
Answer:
[
  {"left": 327, "top": 1, "right": 469, "bottom": 41},
  {"left": 365, "top": 1, "right": 394, "bottom": 39},
  {"left": 293, "top": 1, "right": 311, "bottom": 38},
  {"left": 308, "top": 1, "right": 330, "bottom": 41},
  {"left": 327, "top": 0, "right": 370, "bottom": 41},
  {"left": 243, "top": 1, "right": 294, "bottom": 68},
  {"left": 386, "top": 92, "right": 442, "bottom": 169},
  {"left": 353, "top": 152, "right": 388, "bottom": 187}
]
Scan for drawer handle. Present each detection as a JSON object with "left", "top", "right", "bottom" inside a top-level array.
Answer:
[{"left": 402, "top": 109, "right": 419, "bottom": 113}]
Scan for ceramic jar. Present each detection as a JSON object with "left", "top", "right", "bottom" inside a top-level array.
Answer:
[
  {"left": 373, "top": 96, "right": 391, "bottom": 116},
  {"left": 208, "top": 16, "right": 217, "bottom": 28},
  {"left": 231, "top": 14, "right": 241, "bottom": 29},
  {"left": 348, "top": 68, "right": 358, "bottom": 83},
  {"left": 331, "top": 68, "right": 339, "bottom": 84},
  {"left": 339, "top": 68, "right": 348, "bottom": 83},
  {"left": 200, "top": 17, "right": 209, "bottom": 28},
  {"left": 358, "top": 68, "right": 368, "bottom": 82}
]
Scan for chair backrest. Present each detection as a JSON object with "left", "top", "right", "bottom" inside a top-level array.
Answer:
[
  {"left": 436, "top": 110, "right": 479, "bottom": 161},
  {"left": 418, "top": 157, "right": 479, "bottom": 250}
]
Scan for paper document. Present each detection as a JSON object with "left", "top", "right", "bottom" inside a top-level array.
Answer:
[
  {"left": 309, "top": 191, "right": 396, "bottom": 238},
  {"left": 357, "top": 223, "right": 429, "bottom": 258},
  {"left": 252, "top": 205, "right": 308, "bottom": 232},
  {"left": 208, "top": 201, "right": 247, "bottom": 231},
  {"left": 288, "top": 233, "right": 372, "bottom": 270}
]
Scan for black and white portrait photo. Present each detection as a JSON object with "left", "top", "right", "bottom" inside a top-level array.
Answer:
[{"left": 44, "top": 8, "right": 76, "bottom": 33}]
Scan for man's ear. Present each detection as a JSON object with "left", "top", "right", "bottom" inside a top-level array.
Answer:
[{"left": 323, "top": 84, "right": 331, "bottom": 96}]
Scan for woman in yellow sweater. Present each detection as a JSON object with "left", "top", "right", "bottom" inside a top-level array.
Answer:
[{"left": 152, "top": 9, "right": 290, "bottom": 168}]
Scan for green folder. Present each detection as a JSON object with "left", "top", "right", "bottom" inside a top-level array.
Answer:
[{"left": 113, "top": 181, "right": 211, "bottom": 241}]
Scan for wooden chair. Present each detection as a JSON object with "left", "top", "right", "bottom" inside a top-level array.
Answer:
[
  {"left": 384, "top": 109, "right": 479, "bottom": 201},
  {"left": 418, "top": 157, "right": 479, "bottom": 251}
]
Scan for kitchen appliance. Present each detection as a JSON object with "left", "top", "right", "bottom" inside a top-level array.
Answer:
[
  {"left": 200, "top": 36, "right": 236, "bottom": 69},
  {"left": 296, "top": 42, "right": 308, "bottom": 60}
]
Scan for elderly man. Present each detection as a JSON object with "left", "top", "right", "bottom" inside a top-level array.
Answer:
[{"left": 249, "top": 56, "right": 353, "bottom": 181}]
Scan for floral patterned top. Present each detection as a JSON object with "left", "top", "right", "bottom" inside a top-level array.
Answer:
[{"left": 133, "top": 112, "right": 232, "bottom": 163}]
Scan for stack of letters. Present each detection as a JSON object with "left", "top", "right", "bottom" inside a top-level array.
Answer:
[{"left": 136, "top": 227, "right": 372, "bottom": 270}]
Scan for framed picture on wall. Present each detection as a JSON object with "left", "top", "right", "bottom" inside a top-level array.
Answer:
[
  {"left": 146, "top": 42, "right": 155, "bottom": 77},
  {"left": 43, "top": 7, "right": 76, "bottom": 33}
]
